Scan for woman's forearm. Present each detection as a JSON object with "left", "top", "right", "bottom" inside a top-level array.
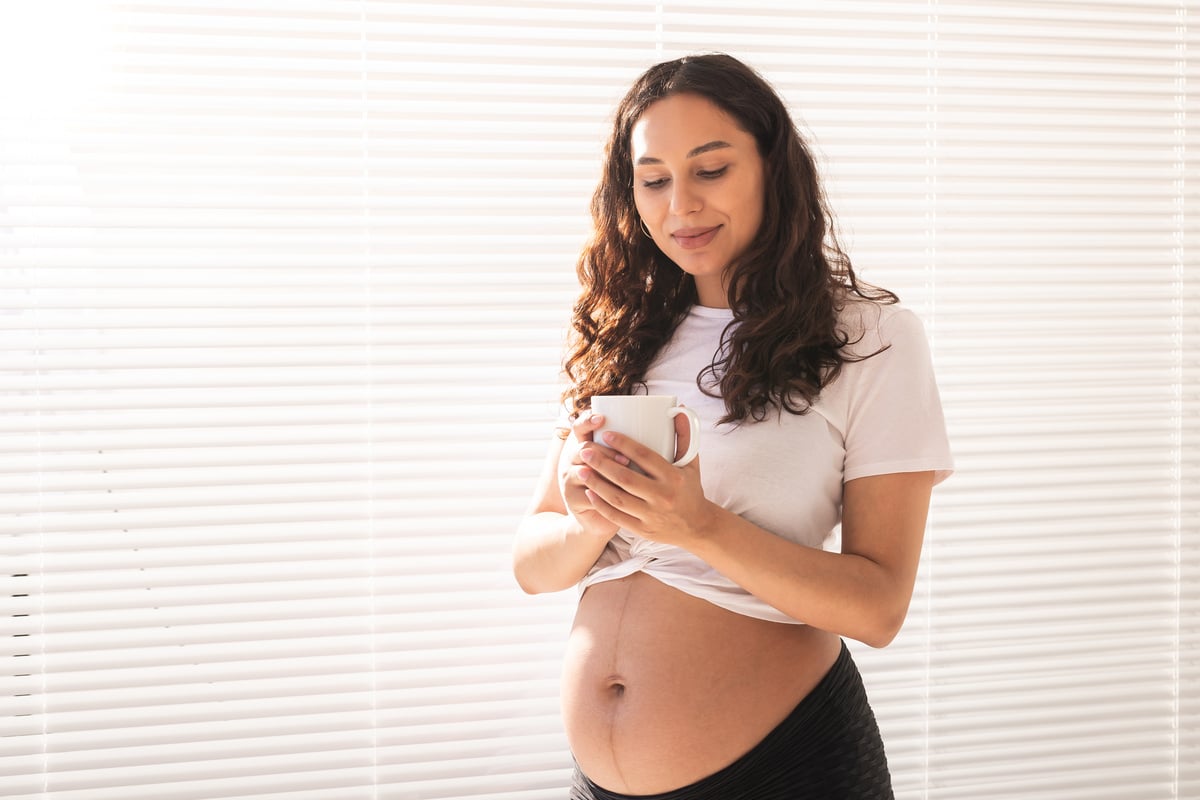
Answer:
[
  {"left": 687, "top": 471, "right": 934, "bottom": 647},
  {"left": 512, "top": 511, "right": 611, "bottom": 595},
  {"left": 688, "top": 506, "right": 908, "bottom": 647}
]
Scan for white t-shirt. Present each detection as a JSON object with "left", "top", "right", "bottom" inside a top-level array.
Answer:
[{"left": 577, "top": 298, "right": 954, "bottom": 624}]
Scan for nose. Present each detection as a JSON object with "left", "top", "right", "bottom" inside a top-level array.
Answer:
[{"left": 669, "top": 179, "right": 701, "bottom": 215}]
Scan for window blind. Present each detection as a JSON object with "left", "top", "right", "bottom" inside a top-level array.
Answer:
[{"left": 2, "top": 2, "right": 1196, "bottom": 799}]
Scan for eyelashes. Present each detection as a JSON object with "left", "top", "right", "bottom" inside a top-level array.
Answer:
[
  {"left": 697, "top": 166, "right": 728, "bottom": 180},
  {"left": 639, "top": 165, "right": 728, "bottom": 190}
]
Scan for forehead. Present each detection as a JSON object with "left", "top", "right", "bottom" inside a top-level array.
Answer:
[{"left": 630, "top": 94, "right": 751, "bottom": 158}]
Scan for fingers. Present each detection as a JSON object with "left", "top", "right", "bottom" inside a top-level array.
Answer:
[
  {"left": 580, "top": 441, "right": 640, "bottom": 487},
  {"left": 560, "top": 413, "right": 607, "bottom": 486},
  {"left": 567, "top": 413, "right": 628, "bottom": 466},
  {"left": 579, "top": 427, "right": 707, "bottom": 543},
  {"left": 593, "top": 430, "right": 664, "bottom": 477},
  {"left": 559, "top": 413, "right": 630, "bottom": 527},
  {"left": 580, "top": 448, "right": 644, "bottom": 522},
  {"left": 584, "top": 429, "right": 700, "bottom": 500},
  {"left": 584, "top": 486, "right": 639, "bottom": 531},
  {"left": 580, "top": 436, "right": 660, "bottom": 509},
  {"left": 570, "top": 411, "right": 604, "bottom": 443}
]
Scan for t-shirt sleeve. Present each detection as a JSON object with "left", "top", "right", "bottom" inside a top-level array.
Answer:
[{"left": 842, "top": 307, "right": 954, "bottom": 485}]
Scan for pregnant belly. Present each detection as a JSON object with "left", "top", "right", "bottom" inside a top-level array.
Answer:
[{"left": 561, "top": 571, "right": 841, "bottom": 796}]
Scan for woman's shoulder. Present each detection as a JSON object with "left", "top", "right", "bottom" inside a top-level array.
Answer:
[{"left": 835, "top": 294, "right": 923, "bottom": 356}]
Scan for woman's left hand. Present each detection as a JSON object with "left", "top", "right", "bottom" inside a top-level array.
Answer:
[{"left": 576, "top": 416, "right": 717, "bottom": 546}]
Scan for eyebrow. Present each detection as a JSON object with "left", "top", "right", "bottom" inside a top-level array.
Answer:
[{"left": 635, "top": 140, "right": 733, "bottom": 166}]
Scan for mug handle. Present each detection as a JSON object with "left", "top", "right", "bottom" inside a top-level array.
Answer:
[{"left": 667, "top": 406, "right": 700, "bottom": 467}]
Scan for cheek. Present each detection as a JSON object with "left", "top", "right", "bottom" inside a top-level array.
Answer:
[
  {"left": 741, "top": 186, "right": 766, "bottom": 233},
  {"left": 634, "top": 194, "right": 661, "bottom": 221},
  {"left": 749, "top": 200, "right": 765, "bottom": 234}
]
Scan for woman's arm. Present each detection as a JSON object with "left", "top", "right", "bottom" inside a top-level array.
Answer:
[
  {"left": 578, "top": 425, "right": 934, "bottom": 647},
  {"left": 689, "top": 470, "right": 933, "bottom": 647},
  {"left": 512, "top": 414, "right": 623, "bottom": 594}
]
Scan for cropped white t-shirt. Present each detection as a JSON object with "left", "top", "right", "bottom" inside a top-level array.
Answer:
[{"left": 576, "top": 298, "right": 954, "bottom": 624}]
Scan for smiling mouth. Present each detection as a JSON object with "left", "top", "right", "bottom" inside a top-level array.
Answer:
[{"left": 672, "top": 226, "right": 721, "bottom": 250}]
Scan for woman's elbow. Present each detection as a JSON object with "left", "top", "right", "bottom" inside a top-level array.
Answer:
[
  {"left": 513, "top": 568, "right": 547, "bottom": 595},
  {"left": 511, "top": 551, "right": 571, "bottom": 596},
  {"left": 862, "top": 601, "right": 912, "bottom": 648},
  {"left": 511, "top": 551, "right": 544, "bottom": 595}
]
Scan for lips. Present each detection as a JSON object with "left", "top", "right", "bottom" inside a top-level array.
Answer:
[{"left": 671, "top": 225, "right": 721, "bottom": 250}]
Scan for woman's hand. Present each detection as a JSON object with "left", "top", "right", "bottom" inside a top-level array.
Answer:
[
  {"left": 513, "top": 413, "right": 631, "bottom": 596},
  {"left": 577, "top": 413, "right": 717, "bottom": 546},
  {"left": 557, "top": 412, "right": 627, "bottom": 541}
]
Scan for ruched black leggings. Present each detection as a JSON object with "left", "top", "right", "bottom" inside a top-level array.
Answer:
[{"left": 569, "top": 640, "right": 894, "bottom": 800}]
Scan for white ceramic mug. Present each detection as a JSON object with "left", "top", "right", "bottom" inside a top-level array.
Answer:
[{"left": 590, "top": 394, "right": 700, "bottom": 469}]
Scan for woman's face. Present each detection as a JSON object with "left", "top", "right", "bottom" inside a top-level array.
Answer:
[{"left": 630, "top": 93, "right": 765, "bottom": 308}]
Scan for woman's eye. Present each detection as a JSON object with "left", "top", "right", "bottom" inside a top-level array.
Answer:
[{"left": 698, "top": 166, "right": 728, "bottom": 180}]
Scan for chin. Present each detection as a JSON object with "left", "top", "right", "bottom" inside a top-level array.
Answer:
[{"left": 671, "top": 252, "right": 723, "bottom": 273}]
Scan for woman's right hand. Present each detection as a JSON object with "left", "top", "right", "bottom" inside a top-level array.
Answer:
[
  {"left": 513, "top": 413, "right": 625, "bottom": 595},
  {"left": 558, "top": 412, "right": 623, "bottom": 540}
]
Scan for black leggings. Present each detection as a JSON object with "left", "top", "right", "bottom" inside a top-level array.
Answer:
[{"left": 569, "top": 641, "right": 894, "bottom": 800}]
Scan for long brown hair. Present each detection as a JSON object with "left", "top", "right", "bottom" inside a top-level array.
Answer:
[{"left": 563, "top": 53, "right": 895, "bottom": 425}]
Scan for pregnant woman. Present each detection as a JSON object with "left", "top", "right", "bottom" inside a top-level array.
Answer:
[{"left": 513, "top": 53, "right": 953, "bottom": 799}]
